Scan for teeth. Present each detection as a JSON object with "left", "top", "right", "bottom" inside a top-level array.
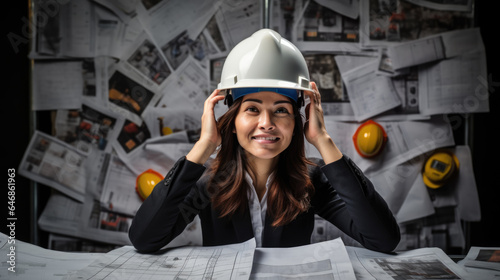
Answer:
[{"left": 254, "top": 137, "right": 277, "bottom": 140}]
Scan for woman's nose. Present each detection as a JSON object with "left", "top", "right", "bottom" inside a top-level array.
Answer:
[{"left": 259, "top": 111, "right": 275, "bottom": 130}]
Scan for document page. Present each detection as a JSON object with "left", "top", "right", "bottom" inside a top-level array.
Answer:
[
  {"left": 97, "top": 152, "right": 143, "bottom": 216},
  {"left": 31, "top": 0, "right": 96, "bottom": 58},
  {"left": 136, "top": 0, "right": 220, "bottom": 48},
  {"left": 18, "top": 131, "right": 88, "bottom": 202},
  {"left": 291, "top": 0, "right": 361, "bottom": 53},
  {"left": 68, "top": 238, "right": 256, "bottom": 280},
  {"left": 250, "top": 238, "right": 356, "bottom": 279},
  {"left": 404, "top": 0, "right": 473, "bottom": 12},
  {"left": 38, "top": 193, "right": 133, "bottom": 246},
  {"left": 441, "top": 28, "right": 484, "bottom": 59},
  {"left": 387, "top": 36, "right": 445, "bottom": 70},
  {"left": 32, "top": 61, "right": 84, "bottom": 110},
  {"left": 342, "top": 60, "right": 401, "bottom": 121},
  {"left": 38, "top": 191, "right": 202, "bottom": 247},
  {"left": 53, "top": 100, "right": 125, "bottom": 155},
  {"left": 0, "top": 233, "right": 103, "bottom": 279},
  {"left": 419, "top": 51, "right": 489, "bottom": 116},
  {"left": 461, "top": 247, "right": 500, "bottom": 272},
  {"left": 347, "top": 246, "right": 474, "bottom": 280},
  {"left": 214, "top": 0, "right": 261, "bottom": 50}
]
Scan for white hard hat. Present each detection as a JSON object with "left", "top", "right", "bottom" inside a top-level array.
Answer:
[{"left": 217, "top": 29, "right": 312, "bottom": 105}]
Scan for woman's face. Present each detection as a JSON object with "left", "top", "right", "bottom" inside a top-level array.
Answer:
[{"left": 234, "top": 91, "right": 295, "bottom": 161}]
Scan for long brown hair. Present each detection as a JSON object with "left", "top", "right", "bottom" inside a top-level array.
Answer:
[{"left": 207, "top": 97, "right": 314, "bottom": 227}]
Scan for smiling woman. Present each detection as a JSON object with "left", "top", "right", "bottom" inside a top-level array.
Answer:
[
  {"left": 235, "top": 91, "right": 296, "bottom": 161},
  {"left": 209, "top": 89, "right": 311, "bottom": 229},
  {"left": 128, "top": 29, "right": 401, "bottom": 254}
]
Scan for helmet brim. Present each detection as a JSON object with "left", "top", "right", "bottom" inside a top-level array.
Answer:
[{"left": 218, "top": 79, "right": 313, "bottom": 93}]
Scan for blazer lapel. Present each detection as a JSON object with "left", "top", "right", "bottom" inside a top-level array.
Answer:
[
  {"left": 231, "top": 209, "right": 255, "bottom": 242},
  {"left": 262, "top": 213, "right": 283, "bottom": 247},
  {"left": 228, "top": 209, "right": 284, "bottom": 247}
]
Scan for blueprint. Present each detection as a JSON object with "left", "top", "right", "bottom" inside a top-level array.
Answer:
[
  {"left": 0, "top": 233, "right": 102, "bottom": 279},
  {"left": 3, "top": 232, "right": 497, "bottom": 279},
  {"left": 66, "top": 238, "right": 256, "bottom": 279}
]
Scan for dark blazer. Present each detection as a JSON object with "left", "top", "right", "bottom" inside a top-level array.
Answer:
[{"left": 129, "top": 155, "right": 400, "bottom": 253}]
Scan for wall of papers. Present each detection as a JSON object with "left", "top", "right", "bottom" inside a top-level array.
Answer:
[{"left": 20, "top": 0, "right": 488, "bottom": 253}]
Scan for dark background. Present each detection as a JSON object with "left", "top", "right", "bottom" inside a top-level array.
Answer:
[{"left": 3, "top": 1, "right": 499, "bottom": 251}]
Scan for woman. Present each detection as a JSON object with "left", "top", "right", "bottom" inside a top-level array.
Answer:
[{"left": 129, "top": 29, "right": 400, "bottom": 253}]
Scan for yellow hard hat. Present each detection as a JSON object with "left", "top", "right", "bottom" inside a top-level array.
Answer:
[
  {"left": 162, "top": 126, "right": 173, "bottom": 135},
  {"left": 353, "top": 120, "right": 387, "bottom": 158},
  {"left": 422, "top": 151, "right": 459, "bottom": 189},
  {"left": 136, "top": 169, "right": 164, "bottom": 200}
]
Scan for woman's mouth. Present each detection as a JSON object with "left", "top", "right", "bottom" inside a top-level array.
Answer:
[{"left": 251, "top": 136, "right": 280, "bottom": 142}]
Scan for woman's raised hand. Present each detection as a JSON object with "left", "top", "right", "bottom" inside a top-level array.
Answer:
[
  {"left": 304, "top": 82, "right": 329, "bottom": 147},
  {"left": 304, "top": 82, "right": 343, "bottom": 164},
  {"left": 201, "top": 89, "right": 225, "bottom": 146},
  {"left": 186, "top": 89, "right": 225, "bottom": 164}
]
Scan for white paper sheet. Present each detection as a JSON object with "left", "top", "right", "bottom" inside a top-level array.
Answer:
[
  {"left": 453, "top": 146, "right": 481, "bottom": 222},
  {"left": 68, "top": 238, "right": 256, "bottom": 280},
  {"left": 460, "top": 247, "right": 500, "bottom": 272},
  {"left": 372, "top": 145, "right": 480, "bottom": 224},
  {"left": 251, "top": 238, "right": 356, "bottom": 279},
  {"left": 342, "top": 60, "right": 402, "bottom": 121},
  {"left": 441, "top": 28, "right": 485, "bottom": 59},
  {"left": 113, "top": 131, "right": 193, "bottom": 176},
  {"left": 368, "top": 156, "right": 434, "bottom": 224},
  {"left": 18, "top": 131, "right": 88, "bottom": 202},
  {"left": 38, "top": 186, "right": 202, "bottom": 247},
  {"left": 95, "top": 152, "right": 143, "bottom": 216},
  {"left": 347, "top": 245, "right": 477, "bottom": 279},
  {"left": 314, "top": 0, "right": 359, "bottom": 19},
  {"left": 30, "top": 0, "right": 96, "bottom": 58},
  {"left": 155, "top": 57, "right": 210, "bottom": 110},
  {"left": 291, "top": 0, "right": 361, "bottom": 53},
  {"left": 387, "top": 36, "right": 445, "bottom": 70},
  {"left": 93, "top": 4, "right": 125, "bottom": 57},
  {"left": 38, "top": 193, "right": 130, "bottom": 245},
  {"left": 92, "top": 0, "right": 139, "bottom": 21},
  {"left": 32, "top": 60, "right": 84, "bottom": 110},
  {"left": 419, "top": 51, "right": 489, "bottom": 116},
  {"left": 54, "top": 100, "right": 125, "bottom": 155},
  {"left": 214, "top": 0, "right": 262, "bottom": 51},
  {"left": 0, "top": 233, "right": 103, "bottom": 279},
  {"left": 119, "top": 31, "right": 173, "bottom": 86},
  {"left": 359, "top": 0, "right": 474, "bottom": 49},
  {"left": 104, "top": 59, "right": 163, "bottom": 125},
  {"left": 404, "top": 0, "right": 473, "bottom": 12},
  {"left": 136, "top": 0, "right": 221, "bottom": 49},
  {"left": 394, "top": 169, "right": 436, "bottom": 223}
]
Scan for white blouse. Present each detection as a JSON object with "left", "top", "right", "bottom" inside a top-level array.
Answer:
[{"left": 245, "top": 172, "right": 274, "bottom": 247}]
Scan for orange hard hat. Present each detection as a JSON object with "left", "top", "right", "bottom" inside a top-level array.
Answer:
[
  {"left": 353, "top": 120, "right": 388, "bottom": 158},
  {"left": 135, "top": 169, "right": 164, "bottom": 200}
]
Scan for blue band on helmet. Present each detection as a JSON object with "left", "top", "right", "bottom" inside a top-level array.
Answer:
[{"left": 231, "top": 87, "right": 299, "bottom": 102}]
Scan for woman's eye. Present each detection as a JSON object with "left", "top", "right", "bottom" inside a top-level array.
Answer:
[
  {"left": 245, "top": 106, "right": 258, "bottom": 113},
  {"left": 275, "top": 107, "right": 290, "bottom": 114}
]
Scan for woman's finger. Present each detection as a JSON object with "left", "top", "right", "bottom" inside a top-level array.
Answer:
[
  {"left": 203, "top": 90, "right": 224, "bottom": 117},
  {"left": 199, "top": 89, "right": 225, "bottom": 144},
  {"left": 310, "top": 82, "right": 321, "bottom": 104},
  {"left": 205, "top": 89, "right": 221, "bottom": 106},
  {"left": 304, "top": 81, "right": 329, "bottom": 142}
]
